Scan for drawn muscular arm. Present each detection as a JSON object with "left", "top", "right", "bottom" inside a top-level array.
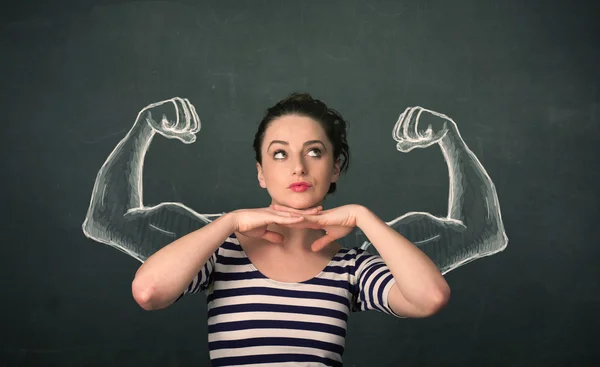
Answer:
[
  {"left": 358, "top": 108, "right": 508, "bottom": 274},
  {"left": 82, "top": 98, "right": 221, "bottom": 262}
]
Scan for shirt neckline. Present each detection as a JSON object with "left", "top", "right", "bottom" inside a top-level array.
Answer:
[{"left": 234, "top": 240, "right": 346, "bottom": 287}]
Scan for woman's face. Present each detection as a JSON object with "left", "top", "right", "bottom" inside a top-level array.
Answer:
[{"left": 257, "top": 114, "right": 340, "bottom": 209}]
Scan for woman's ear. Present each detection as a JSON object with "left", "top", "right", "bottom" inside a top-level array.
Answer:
[
  {"left": 331, "top": 157, "right": 341, "bottom": 183},
  {"left": 256, "top": 162, "right": 267, "bottom": 188}
]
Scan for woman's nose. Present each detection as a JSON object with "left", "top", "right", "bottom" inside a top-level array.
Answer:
[{"left": 292, "top": 157, "right": 307, "bottom": 176}]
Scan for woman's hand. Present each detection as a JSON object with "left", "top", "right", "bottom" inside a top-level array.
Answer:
[
  {"left": 231, "top": 206, "right": 322, "bottom": 244},
  {"left": 270, "top": 204, "right": 364, "bottom": 252}
]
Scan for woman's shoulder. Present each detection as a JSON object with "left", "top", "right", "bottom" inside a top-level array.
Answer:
[
  {"left": 337, "top": 245, "right": 372, "bottom": 256},
  {"left": 332, "top": 246, "right": 385, "bottom": 269},
  {"left": 209, "top": 231, "right": 243, "bottom": 256},
  {"left": 328, "top": 245, "right": 369, "bottom": 264}
]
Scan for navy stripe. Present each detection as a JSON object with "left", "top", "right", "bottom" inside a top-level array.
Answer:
[
  {"left": 331, "top": 249, "right": 352, "bottom": 261},
  {"left": 208, "top": 319, "right": 346, "bottom": 337},
  {"left": 359, "top": 262, "right": 385, "bottom": 304},
  {"left": 182, "top": 253, "right": 216, "bottom": 295},
  {"left": 354, "top": 250, "right": 371, "bottom": 269},
  {"left": 221, "top": 241, "right": 241, "bottom": 251},
  {"left": 360, "top": 260, "right": 384, "bottom": 288},
  {"left": 320, "top": 264, "right": 351, "bottom": 275},
  {"left": 211, "top": 353, "right": 342, "bottom": 367},
  {"left": 337, "top": 250, "right": 358, "bottom": 262},
  {"left": 198, "top": 259, "right": 214, "bottom": 287},
  {"left": 367, "top": 265, "right": 391, "bottom": 314},
  {"left": 218, "top": 256, "right": 251, "bottom": 266},
  {"left": 208, "top": 303, "right": 348, "bottom": 322},
  {"left": 209, "top": 336, "right": 345, "bottom": 355},
  {"left": 378, "top": 272, "right": 395, "bottom": 313},
  {"left": 207, "top": 287, "right": 350, "bottom": 307},
  {"left": 367, "top": 264, "right": 388, "bottom": 306}
]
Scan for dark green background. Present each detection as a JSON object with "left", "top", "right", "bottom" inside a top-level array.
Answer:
[{"left": 2, "top": 1, "right": 599, "bottom": 365}]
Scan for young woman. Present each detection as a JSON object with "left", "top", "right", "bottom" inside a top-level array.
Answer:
[{"left": 130, "top": 93, "right": 451, "bottom": 366}]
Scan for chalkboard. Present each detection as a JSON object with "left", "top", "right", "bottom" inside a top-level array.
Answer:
[{"left": 2, "top": 1, "right": 599, "bottom": 366}]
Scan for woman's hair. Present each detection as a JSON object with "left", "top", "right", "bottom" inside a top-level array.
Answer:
[{"left": 253, "top": 92, "right": 351, "bottom": 195}]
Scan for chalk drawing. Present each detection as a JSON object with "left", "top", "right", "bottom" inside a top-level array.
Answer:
[
  {"left": 357, "top": 106, "right": 508, "bottom": 274},
  {"left": 83, "top": 99, "right": 507, "bottom": 273},
  {"left": 82, "top": 97, "right": 221, "bottom": 262}
]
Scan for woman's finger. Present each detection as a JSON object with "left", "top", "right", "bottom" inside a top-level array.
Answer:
[
  {"left": 280, "top": 220, "right": 322, "bottom": 230},
  {"left": 270, "top": 206, "right": 322, "bottom": 215},
  {"left": 270, "top": 204, "right": 322, "bottom": 214},
  {"left": 261, "top": 230, "right": 284, "bottom": 244},
  {"left": 272, "top": 215, "right": 305, "bottom": 225},
  {"left": 311, "top": 234, "right": 336, "bottom": 252},
  {"left": 300, "top": 214, "right": 330, "bottom": 226}
]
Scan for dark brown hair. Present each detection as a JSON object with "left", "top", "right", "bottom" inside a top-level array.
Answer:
[{"left": 253, "top": 92, "right": 350, "bottom": 194}]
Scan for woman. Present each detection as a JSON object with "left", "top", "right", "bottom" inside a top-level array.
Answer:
[{"left": 130, "top": 93, "right": 451, "bottom": 366}]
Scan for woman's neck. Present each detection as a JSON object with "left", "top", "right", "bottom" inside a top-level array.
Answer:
[{"left": 268, "top": 224, "right": 326, "bottom": 253}]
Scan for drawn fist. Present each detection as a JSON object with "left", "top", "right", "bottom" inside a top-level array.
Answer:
[
  {"left": 393, "top": 106, "right": 456, "bottom": 152},
  {"left": 141, "top": 97, "right": 200, "bottom": 144}
]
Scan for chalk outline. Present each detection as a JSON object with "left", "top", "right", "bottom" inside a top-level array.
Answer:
[{"left": 82, "top": 98, "right": 507, "bottom": 274}]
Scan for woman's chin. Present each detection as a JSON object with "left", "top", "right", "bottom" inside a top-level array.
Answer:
[{"left": 277, "top": 196, "right": 322, "bottom": 210}]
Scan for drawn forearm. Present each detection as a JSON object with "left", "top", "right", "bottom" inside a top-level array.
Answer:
[
  {"left": 84, "top": 119, "right": 155, "bottom": 228},
  {"left": 403, "top": 125, "right": 508, "bottom": 272},
  {"left": 440, "top": 126, "right": 505, "bottom": 238}
]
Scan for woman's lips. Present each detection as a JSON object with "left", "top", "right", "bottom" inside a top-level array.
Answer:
[
  {"left": 290, "top": 185, "right": 310, "bottom": 192},
  {"left": 289, "top": 182, "right": 311, "bottom": 192}
]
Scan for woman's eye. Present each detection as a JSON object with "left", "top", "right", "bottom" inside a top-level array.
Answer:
[
  {"left": 308, "top": 148, "right": 321, "bottom": 157},
  {"left": 273, "top": 148, "right": 320, "bottom": 159}
]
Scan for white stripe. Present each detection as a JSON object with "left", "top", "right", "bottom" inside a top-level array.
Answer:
[
  {"left": 210, "top": 345, "right": 342, "bottom": 362},
  {"left": 220, "top": 248, "right": 247, "bottom": 258},
  {"left": 367, "top": 266, "right": 390, "bottom": 307},
  {"left": 227, "top": 237, "right": 240, "bottom": 244},
  {"left": 356, "top": 255, "right": 381, "bottom": 275},
  {"left": 361, "top": 263, "right": 389, "bottom": 303},
  {"left": 219, "top": 263, "right": 254, "bottom": 273}
]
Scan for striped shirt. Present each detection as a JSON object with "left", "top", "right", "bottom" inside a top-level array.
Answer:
[{"left": 179, "top": 233, "right": 401, "bottom": 366}]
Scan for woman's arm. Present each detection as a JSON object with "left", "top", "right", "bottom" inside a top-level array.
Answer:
[
  {"left": 132, "top": 206, "right": 314, "bottom": 310},
  {"left": 356, "top": 206, "right": 451, "bottom": 318},
  {"left": 131, "top": 213, "right": 236, "bottom": 311},
  {"left": 82, "top": 97, "right": 221, "bottom": 262}
]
